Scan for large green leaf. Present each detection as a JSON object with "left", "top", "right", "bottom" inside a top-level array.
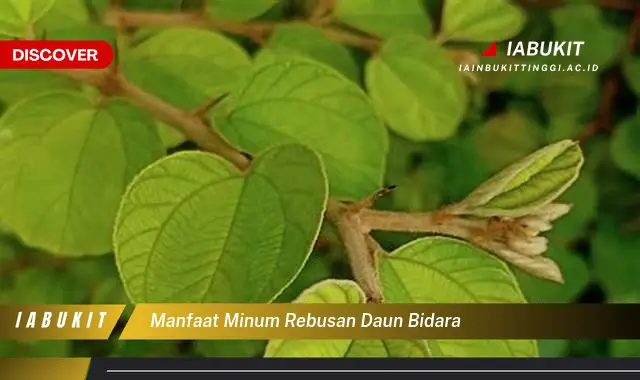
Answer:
[
  {"left": 365, "top": 35, "right": 467, "bottom": 141},
  {"left": 334, "top": 0, "right": 432, "bottom": 39},
  {"left": 216, "top": 57, "right": 388, "bottom": 200},
  {"left": 379, "top": 236, "right": 537, "bottom": 357},
  {"left": 439, "top": 0, "right": 525, "bottom": 42},
  {"left": 206, "top": 0, "right": 279, "bottom": 21},
  {"left": 259, "top": 24, "right": 359, "bottom": 81},
  {"left": 114, "top": 144, "right": 328, "bottom": 303},
  {"left": 454, "top": 140, "right": 584, "bottom": 218},
  {"left": 611, "top": 117, "right": 640, "bottom": 180},
  {"left": 123, "top": 28, "right": 252, "bottom": 110},
  {"left": 0, "top": 92, "right": 164, "bottom": 255},
  {"left": 0, "top": 0, "right": 55, "bottom": 37},
  {"left": 265, "top": 279, "right": 430, "bottom": 357}
]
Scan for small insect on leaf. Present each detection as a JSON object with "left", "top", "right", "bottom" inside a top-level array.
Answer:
[{"left": 451, "top": 139, "right": 584, "bottom": 218}]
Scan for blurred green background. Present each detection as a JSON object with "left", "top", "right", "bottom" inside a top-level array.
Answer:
[{"left": 1, "top": 0, "right": 640, "bottom": 358}]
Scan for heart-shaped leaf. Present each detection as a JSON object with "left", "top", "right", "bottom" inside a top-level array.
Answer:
[
  {"left": 366, "top": 35, "right": 467, "bottom": 141},
  {"left": 439, "top": 0, "right": 525, "bottom": 43},
  {"left": 453, "top": 139, "right": 584, "bottom": 217},
  {"left": 0, "top": 92, "right": 164, "bottom": 255},
  {"left": 114, "top": 144, "right": 328, "bottom": 303},
  {"left": 265, "top": 279, "right": 431, "bottom": 357},
  {"left": 379, "top": 236, "right": 538, "bottom": 357},
  {"left": 216, "top": 57, "right": 388, "bottom": 200}
]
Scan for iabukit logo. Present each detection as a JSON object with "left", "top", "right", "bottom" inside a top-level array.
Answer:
[{"left": 459, "top": 40, "right": 599, "bottom": 73}]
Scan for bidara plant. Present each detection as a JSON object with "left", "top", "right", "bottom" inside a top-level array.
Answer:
[{"left": 0, "top": 0, "right": 587, "bottom": 358}]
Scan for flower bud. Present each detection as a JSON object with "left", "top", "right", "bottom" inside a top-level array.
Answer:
[
  {"left": 518, "top": 216, "right": 552, "bottom": 234},
  {"left": 533, "top": 203, "right": 572, "bottom": 222},
  {"left": 508, "top": 236, "right": 548, "bottom": 256}
]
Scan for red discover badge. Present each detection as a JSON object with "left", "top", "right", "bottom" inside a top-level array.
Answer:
[{"left": 0, "top": 40, "right": 114, "bottom": 69}]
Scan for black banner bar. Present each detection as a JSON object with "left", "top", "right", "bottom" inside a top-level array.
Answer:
[{"left": 87, "top": 358, "right": 640, "bottom": 380}]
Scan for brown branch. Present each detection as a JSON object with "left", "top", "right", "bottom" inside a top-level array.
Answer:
[
  {"left": 54, "top": 69, "right": 250, "bottom": 171},
  {"left": 104, "top": 8, "right": 381, "bottom": 51},
  {"left": 327, "top": 202, "right": 383, "bottom": 303}
]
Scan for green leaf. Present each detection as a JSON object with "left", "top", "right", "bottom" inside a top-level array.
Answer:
[
  {"left": 611, "top": 116, "right": 640, "bottom": 180},
  {"left": 216, "top": 57, "right": 388, "bottom": 199},
  {"left": 260, "top": 24, "right": 359, "bottom": 81},
  {"left": 35, "top": 0, "right": 115, "bottom": 40},
  {"left": 551, "top": 4, "right": 625, "bottom": 69},
  {"left": 592, "top": 217, "right": 640, "bottom": 299},
  {"left": 622, "top": 57, "right": 640, "bottom": 96},
  {"left": 0, "top": 0, "right": 55, "bottom": 37},
  {"left": 439, "top": 0, "right": 525, "bottom": 43},
  {"left": 114, "top": 144, "right": 328, "bottom": 303},
  {"left": 265, "top": 279, "right": 430, "bottom": 357},
  {"left": 379, "top": 236, "right": 537, "bottom": 357},
  {"left": 514, "top": 246, "right": 589, "bottom": 303},
  {"left": 365, "top": 35, "right": 467, "bottom": 141},
  {"left": 0, "top": 92, "right": 164, "bottom": 255},
  {"left": 454, "top": 139, "right": 584, "bottom": 217},
  {"left": 207, "top": 0, "right": 278, "bottom": 21},
  {"left": 123, "top": 28, "right": 252, "bottom": 110},
  {"left": 334, "top": 0, "right": 432, "bottom": 39},
  {"left": 0, "top": 70, "right": 77, "bottom": 105}
]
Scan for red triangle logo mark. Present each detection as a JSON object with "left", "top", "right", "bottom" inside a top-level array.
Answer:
[{"left": 481, "top": 41, "right": 497, "bottom": 57}]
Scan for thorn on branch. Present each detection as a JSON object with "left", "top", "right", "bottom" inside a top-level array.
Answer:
[
  {"left": 191, "top": 93, "right": 229, "bottom": 122},
  {"left": 346, "top": 185, "right": 396, "bottom": 213}
]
